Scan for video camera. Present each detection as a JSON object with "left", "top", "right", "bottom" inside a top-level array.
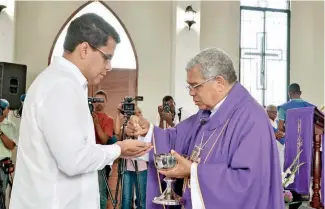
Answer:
[
  {"left": 120, "top": 96, "right": 143, "bottom": 119},
  {"left": 88, "top": 97, "right": 105, "bottom": 114}
]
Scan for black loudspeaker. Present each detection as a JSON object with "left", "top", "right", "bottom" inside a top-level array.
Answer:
[{"left": 0, "top": 62, "right": 27, "bottom": 110}]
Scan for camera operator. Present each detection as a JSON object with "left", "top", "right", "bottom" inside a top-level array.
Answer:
[
  {"left": 92, "top": 90, "right": 114, "bottom": 209},
  {"left": 114, "top": 105, "right": 147, "bottom": 209},
  {"left": 9, "top": 13, "right": 152, "bottom": 209},
  {"left": 156, "top": 96, "right": 178, "bottom": 129},
  {"left": 92, "top": 90, "right": 114, "bottom": 145},
  {"left": 0, "top": 99, "right": 17, "bottom": 205}
]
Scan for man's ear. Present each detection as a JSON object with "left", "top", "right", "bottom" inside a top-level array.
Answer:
[{"left": 79, "top": 42, "right": 90, "bottom": 59}]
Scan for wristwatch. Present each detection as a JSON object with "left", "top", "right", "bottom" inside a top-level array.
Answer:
[{"left": 0, "top": 130, "right": 3, "bottom": 136}]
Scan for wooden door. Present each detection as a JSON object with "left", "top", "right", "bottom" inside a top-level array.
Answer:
[{"left": 89, "top": 69, "right": 137, "bottom": 209}]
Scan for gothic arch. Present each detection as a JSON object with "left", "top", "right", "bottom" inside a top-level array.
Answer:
[
  {"left": 48, "top": 0, "right": 139, "bottom": 111},
  {"left": 48, "top": 0, "right": 138, "bottom": 70}
]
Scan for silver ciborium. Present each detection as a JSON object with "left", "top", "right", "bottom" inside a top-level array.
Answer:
[{"left": 153, "top": 153, "right": 182, "bottom": 205}]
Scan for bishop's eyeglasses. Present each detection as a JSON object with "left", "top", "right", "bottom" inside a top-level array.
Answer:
[{"left": 186, "top": 76, "right": 217, "bottom": 92}]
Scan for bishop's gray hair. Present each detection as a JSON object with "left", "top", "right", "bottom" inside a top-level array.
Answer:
[{"left": 186, "top": 48, "right": 237, "bottom": 83}]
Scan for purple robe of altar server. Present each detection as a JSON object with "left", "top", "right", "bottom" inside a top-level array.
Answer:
[
  {"left": 146, "top": 82, "right": 285, "bottom": 209},
  {"left": 284, "top": 107, "right": 314, "bottom": 195}
]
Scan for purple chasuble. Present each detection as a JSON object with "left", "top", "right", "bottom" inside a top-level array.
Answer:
[
  {"left": 284, "top": 107, "right": 314, "bottom": 194},
  {"left": 146, "top": 82, "right": 285, "bottom": 209}
]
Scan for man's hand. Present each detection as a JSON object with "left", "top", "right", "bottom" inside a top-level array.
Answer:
[
  {"left": 92, "top": 113, "right": 99, "bottom": 125},
  {"left": 116, "top": 140, "right": 152, "bottom": 159},
  {"left": 158, "top": 150, "right": 192, "bottom": 179},
  {"left": 158, "top": 105, "right": 163, "bottom": 117},
  {"left": 161, "top": 112, "right": 173, "bottom": 124},
  {"left": 126, "top": 116, "right": 150, "bottom": 137}
]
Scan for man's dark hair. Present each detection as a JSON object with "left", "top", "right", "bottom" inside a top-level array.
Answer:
[
  {"left": 288, "top": 83, "right": 301, "bottom": 94},
  {"left": 63, "top": 13, "right": 121, "bottom": 53},
  {"left": 162, "top": 95, "right": 174, "bottom": 103},
  {"left": 95, "top": 90, "right": 107, "bottom": 100}
]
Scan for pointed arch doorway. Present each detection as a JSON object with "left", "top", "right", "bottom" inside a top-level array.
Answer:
[{"left": 48, "top": 1, "right": 138, "bottom": 209}]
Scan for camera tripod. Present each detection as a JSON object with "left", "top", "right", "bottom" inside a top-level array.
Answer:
[
  {"left": 102, "top": 168, "right": 117, "bottom": 208},
  {"left": 113, "top": 115, "right": 144, "bottom": 209}
]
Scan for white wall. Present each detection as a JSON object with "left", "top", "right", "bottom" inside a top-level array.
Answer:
[
  {"left": 290, "top": 1, "right": 324, "bottom": 107},
  {"left": 0, "top": 0, "right": 15, "bottom": 62},
  {"left": 0, "top": 0, "right": 21, "bottom": 131},
  {"left": 14, "top": 1, "right": 172, "bottom": 123},
  {"left": 171, "top": 1, "right": 201, "bottom": 117},
  {"left": 201, "top": 1, "right": 240, "bottom": 73}
]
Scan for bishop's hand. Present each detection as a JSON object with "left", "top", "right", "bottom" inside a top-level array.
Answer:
[
  {"left": 126, "top": 115, "right": 150, "bottom": 137},
  {"left": 158, "top": 150, "right": 192, "bottom": 179}
]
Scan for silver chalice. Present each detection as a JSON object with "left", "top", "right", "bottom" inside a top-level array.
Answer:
[{"left": 152, "top": 153, "right": 182, "bottom": 205}]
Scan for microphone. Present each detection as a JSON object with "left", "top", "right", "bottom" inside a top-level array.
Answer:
[
  {"left": 200, "top": 110, "right": 211, "bottom": 125},
  {"left": 200, "top": 119, "right": 207, "bottom": 125}
]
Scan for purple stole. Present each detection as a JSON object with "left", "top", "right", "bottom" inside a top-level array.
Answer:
[{"left": 284, "top": 107, "right": 314, "bottom": 194}]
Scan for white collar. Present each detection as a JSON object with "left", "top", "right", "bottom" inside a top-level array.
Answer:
[
  {"left": 52, "top": 56, "right": 88, "bottom": 88},
  {"left": 210, "top": 96, "right": 227, "bottom": 117}
]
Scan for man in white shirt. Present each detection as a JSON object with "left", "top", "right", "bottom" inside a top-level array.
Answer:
[
  {"left": 126, "top": 48, "right": 284, "bottom": 209},
  {"left": 9, "top": 13, "right": 151, "bottom": 209}
]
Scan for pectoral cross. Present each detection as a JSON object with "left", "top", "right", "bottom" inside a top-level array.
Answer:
[
  {"left": 297, "top": 119, "right": 302, "bottom": 174},
  {"left": 183, "top": 146, "right": 203, "bottom": 190},
  {"left": 190, "top": 146, "right": 202, "bottom": 164}
]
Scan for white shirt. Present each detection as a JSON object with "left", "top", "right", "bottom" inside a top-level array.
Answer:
[
  {"left": 0, "top": 118, "right": 18, "bottom": 159},
  {"left": 269, "top": 119, "right": 285, "bottom": 172},
  {"left": 140, "top": 97, "right": 226, "bottom": 209},
  {"left": 9, "top": 56, "right": 121, "bottom": 209}
]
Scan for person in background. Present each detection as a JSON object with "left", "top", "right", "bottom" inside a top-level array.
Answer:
[
  {"left": 92, "top": 90, "right": 115, "bottom": 209},
  {"left": 277, "top": 83, "right": 314, "bottom": 132},
  {"left": 266, "top": 104, "right": 285, "bottom": 172},
  {"left": 266, "top": 104, "right": 285, "bottom": 145},
  {"left": 115, "top": 106, "right": 147, "bottom": 209},
  {"left": 277, "top": 83, "right": 315, "bottom": 203},
  {"left": 0, "top": 99, "right": 17, "bottom": 206},
  {"left": 156, "top": 96, "right": 179, "bottom": 129}
]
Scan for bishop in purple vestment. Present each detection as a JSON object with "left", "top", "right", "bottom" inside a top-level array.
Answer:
[{"left": 126, "top": 48, "right": 285, "bottom": 209}]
